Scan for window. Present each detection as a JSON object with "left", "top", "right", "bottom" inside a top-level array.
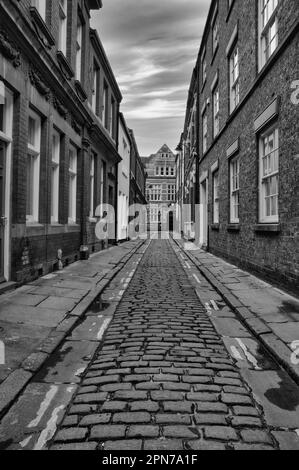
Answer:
[
  {"left": 156, "top": 167, "right": 159, "bottom": 176},
  {"left": 151, "top": 185, "right": 162, "bottom": 202},
  {"left": 212, "top": 13, "right": 219, "bottom": 55},
  {"left": 259, "top": 126, "right": 279, "bottom": 222},
  {"left": 230, "top": 157, "right": 240, "bottom": 223},
  {"left": 259, "top": 0, "right": 278, "bottom": 68},
  {"left": 51, "top": 129, "right": 61, "bottom": 224},
  {"left": 202, "top": 111, "right": 208, "bottom": 154},
  {"left": 202, "top": 52, "right": 207, "bottom": 86},
  {"left": 160, "top": 167, "right": 164, "bottom": 176},
  {"left": 68, "top": 145, "right": 77, "bottom": 224},
  {"left": 168, "top": 185, "right": 176, "bottom": 202},
  {"left": 213, "top": 170, "right": 219, "bottom": 224},
  {"left": 166, "top": 167, "right": 169, "bottom": 176},
  {"left": 213, "top": 87, "right": 220, "bottom": 137},
  {"left": 26, "top": 110, "right": 41, "bottom": 223},
  {"left": 110, "top": 96, "right": 116, "bottom": 138},
  {"left": 171, "top": 167, "right": 175, "bottom": 176},
  {"left": 102, "top": 82, "right": 108, "bottom": 128},
  {"left": 92, "top": 62, "right": 100, "bottom": 115},
  {"left": 90, "top": 153, "right": 95, "bottom": 218},
  {"left": 99, "top": 161, "right": 105, "bottom": 206},
  {"left": 32, "top": 0, "right": 46, "bottom": 21},
  {"left": 58, "top": 0, "right": 67, "bottom": 56},
  {"left": 229, "top": 45, "right": 239, "bottom": 113},
  {"left": 76, "top": 14, "right": 83, "bottom": 81}
]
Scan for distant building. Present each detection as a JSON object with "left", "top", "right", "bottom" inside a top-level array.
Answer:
[
  {"left": 129, "top": 129, "right": 147, "bottom": 207},
  {"left": 177, "top": 0, "right": 299, "bottom": 291},
  {"left": 117, "top": 113, "right": 131, "bottom": 242},
  {"left": 142, "top": 145, "right": 176, "bottom": 232}
]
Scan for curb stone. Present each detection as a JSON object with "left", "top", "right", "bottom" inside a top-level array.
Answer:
[{"left": 172, "top": 238, "right": 299, "bottom": 387}]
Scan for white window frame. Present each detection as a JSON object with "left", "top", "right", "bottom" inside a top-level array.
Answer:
[
  {"left": 102, "top": 83, "right": 108, "bottom": 127},
  {"left": 213, "top": 170, "right": 220, "bottom": 224},
  {"left": 32, "top": 0, "right": 46, "bottom": 21},
  {"left": 92, "top": 62, "right": 100, "bottom": 116},
  {"left": 76, "top": 14, "right": 83, "bottom": 81},
  {"left": 212, "top": 13, "right": 219, "bottom": 56},
  {"left": 202, "top": 111, "right": 208, "bottom": 154},
  {"left": 51, "top": 129, "right": 60, "bottom": 224},
  {"left": 230, "top": 157, "right": 240, "bottom": 223},
  {"left": 58, "top": 0, "right": 67, "bottom": 56},
  {"left": 68, "top": 144, "right": 77, "bottom": 224},
  {"left": 90, "top": 153, "right": 95, "bottom": 218},
  {"left": 26, "top": 110, "right": 41, "bottom": 223},
  {"left": 259, "top": 126, "right": 279, "bottom": 223},
  {"left": 229, "top": 45, "right": 239, "bottom": 114},
  {"left": 213, "top": 86, "right": 220, "bottom": 137},
  {"left": 259, "top": 0, "right": 279, "bottom": 70}
]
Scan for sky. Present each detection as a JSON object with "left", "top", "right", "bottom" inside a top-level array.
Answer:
[{"left": 91, "top": 0, "right": 210, "bottom": 156}]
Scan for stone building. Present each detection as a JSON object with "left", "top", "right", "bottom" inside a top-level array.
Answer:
[
  {"left": 142, "top": 145, "right": 176, "bottom": 233},
  {"left": 177, "top": 0, "right": 299, "bottom": 291},
  {"left": 0, "top": 0, "right": 122, "bottom": 289}
]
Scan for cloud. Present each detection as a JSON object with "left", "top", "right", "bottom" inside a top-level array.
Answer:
[{"left": 91, "top": 0, "right": 210, "bottom": 154}]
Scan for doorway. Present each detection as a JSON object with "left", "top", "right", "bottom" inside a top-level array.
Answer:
[{"left": 200, "top": 178, "right": 208, "bottom": 248}]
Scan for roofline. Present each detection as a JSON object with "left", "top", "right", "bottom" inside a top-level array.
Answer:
[
  {"left": 90, "top": 28, "right": 122, "bottom": 102},
  {"left": 119, "top": 112, "right": 131, "bottom": 142}
]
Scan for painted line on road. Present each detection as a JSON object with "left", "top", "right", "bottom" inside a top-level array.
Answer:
[
  {"left": 230, "top": 345, "right": 244, "bottom": 361},
  {"left": 236, "top": 338, "right": 262, "bottom": 370},
  {"left": 210, "top": 300, "right": 219, "bottom": 311},
  {"left": 33, "top": 404, "right": 65, "bottom": 450},
  {"left": 28, "top": 385, "right": 58, "bottom": 429},
  {"left": 192, "top": 273, "right": 201, "bottom": 284},
  {"left": 97, "top": 318, "right": 112, "bottom": 341}
]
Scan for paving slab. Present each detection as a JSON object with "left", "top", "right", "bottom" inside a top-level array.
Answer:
[
  {"left": 34, "top": 340, "right": 99, "bottom": 384},
  {"left": 240, "top": 369, "right": 299, "bottom": 428},
  {"left": 0, "top": 382, "right": 77, "bottom": 450}
]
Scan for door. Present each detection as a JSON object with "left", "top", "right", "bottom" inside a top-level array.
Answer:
[
  {"left": 200, "top": 179, "right": 208, "bottom": 248},
  {"left": 0, "top": 140, "right": 5, "bottom": 281}
]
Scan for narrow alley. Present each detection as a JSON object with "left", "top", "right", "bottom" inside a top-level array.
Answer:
[{"left": 1, "top": 240, "right": 299, "bottom": 451}]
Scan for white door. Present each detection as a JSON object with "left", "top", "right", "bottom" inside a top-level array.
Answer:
[{"left": 200, "top": 178, "right": 208, "bottom": 248}]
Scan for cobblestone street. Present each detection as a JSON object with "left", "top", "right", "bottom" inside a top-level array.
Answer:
[
  {"left": 45, "top": 240, "right": 299, "bottom": 450},
  {"left": 1, "top": 239, "right": 299, "bottom": 451}
]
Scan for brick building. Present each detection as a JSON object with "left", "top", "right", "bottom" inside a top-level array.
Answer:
[
  {"left": 0, "top": 0, "right": 122, "bottom": 289},
  {"left": 143, "top": 145, "right": 176, "bottom": 232},
  {"left": 177, "top": 0, "right": 299, "bottom": 290}
]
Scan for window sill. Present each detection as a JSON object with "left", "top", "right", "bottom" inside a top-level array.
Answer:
[
  {"left": 227, "top": 223, "right": 240, "bottom": 232},
  {"left": 56, "top": 51, "right": 74, "bottom": 79},
  {"left": 30, "top": 7, "right": 55, "bottom": 47},
  {"left": 254, "top": 224, "right": 280, "bottom": 233},
  {"left": 26, "top": 222, "right": 43, "bottom": 227},
  {"left": 211, "top": 223, "right": 220, "bottom": 231}
]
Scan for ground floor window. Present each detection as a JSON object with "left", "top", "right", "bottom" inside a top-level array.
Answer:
[
  {"left": 229, "top": 157, "right": 240, "bottom": 223},
  {"left": 259, "top": 126, "right": 279, "bottom": 223},
  {"left": 212, "top": 170, "right": 219, "bottom": 224},
  {"left": 26, "top": 109, "right": 41, "bottom": 223}
]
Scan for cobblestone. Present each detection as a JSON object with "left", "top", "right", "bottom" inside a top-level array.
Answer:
[{"left": 48, "top": 240, "right": 276, "bottom": 451}]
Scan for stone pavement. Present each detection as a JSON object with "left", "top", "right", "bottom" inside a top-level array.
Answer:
[
  {"left": 44, "top": 240, "right": 296, "bottom": 451},
  {"left": 175, "top": 238, "right": 299, "bottom": 385},
  {"left": 0, "top": 240, "right": 143, "bottom": 416}
]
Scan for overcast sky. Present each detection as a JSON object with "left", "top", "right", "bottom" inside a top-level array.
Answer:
[{"left": 91, "top": 0, "right": 210, "bottom": 156}]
